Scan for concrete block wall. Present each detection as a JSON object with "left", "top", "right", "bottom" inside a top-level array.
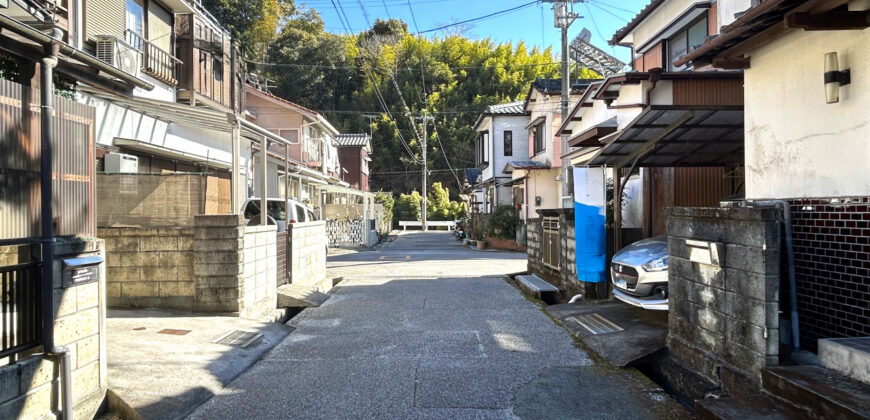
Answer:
[
  {"left": 240, "top": 225, "right": 277, "bottom": 319},
  {"left": 193, "top": 215, "right": 277, "bottom": 319},
  {"left": 666, "top": 206, "right": 781, "bottom": 394},
  {"left": 288, "top": 221, "right": 327, "bottom": 288},
  {"left": 101, "top": 227, "right": 195, "bottom": 310},
  {"left": 0, "top": 237, "right": 107, "bottom": 419}
]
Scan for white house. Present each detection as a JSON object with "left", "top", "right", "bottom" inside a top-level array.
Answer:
[{"left": 471, "top": 101, "right": 529, "bottom": 213}]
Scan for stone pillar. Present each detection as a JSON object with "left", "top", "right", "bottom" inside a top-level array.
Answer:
[{"left": 666, "top": 207, "right": 781, "bottom": 394}]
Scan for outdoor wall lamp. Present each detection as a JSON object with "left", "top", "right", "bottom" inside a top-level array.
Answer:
[{"left": 824, "top": 52, "right": 850, "bottom": 104}]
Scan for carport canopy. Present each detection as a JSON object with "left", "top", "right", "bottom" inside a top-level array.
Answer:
[{"left": 587, "top": 105, "right": 744, "bottom": 168}]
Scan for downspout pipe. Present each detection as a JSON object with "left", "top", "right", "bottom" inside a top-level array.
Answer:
[
  {"left": 0, "top": 14, "right": 154, "bottom": 91},
  {"left": 748, "top": 199, "right": 800, "bottom": 350},
  {"left": 40, "top": 34, "right": 74, "bottom": 420}
]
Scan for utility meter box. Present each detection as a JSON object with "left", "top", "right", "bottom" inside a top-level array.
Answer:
[{"left": 104, "top": 152, "right": 139, "bottom": 173}]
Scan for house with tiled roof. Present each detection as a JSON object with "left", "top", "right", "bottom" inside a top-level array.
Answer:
[
  {"left": 470, "top": 101, "right": 529, "bottom": 214},
  {"left": 336, "top": 134, "right": 373, "bottom": 192}
]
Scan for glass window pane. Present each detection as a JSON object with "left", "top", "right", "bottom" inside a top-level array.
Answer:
[
  {"left": 688, "top": 17, "right": 708, "bottom": 51},
  {"left": 668, "top": 31, "right": 688, "bottom": 71},
  {"left": 126, "top": 0, "right": 144, "bottom": 36}
]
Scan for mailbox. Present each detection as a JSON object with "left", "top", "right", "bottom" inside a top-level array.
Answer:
[{"left": 62, "top": 256, "right": 103, "bottom": 288}]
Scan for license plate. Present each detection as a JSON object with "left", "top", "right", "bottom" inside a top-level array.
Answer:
[{"left": 615, "top": 279, "right": 627, "bottom": 289}]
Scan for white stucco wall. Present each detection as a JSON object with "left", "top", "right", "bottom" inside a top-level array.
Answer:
[
  {"left": 490, "top": 115, "right": 530, "bottom": 177},
  {"left": 627, "top": 0, "right": 701, "bottom": 48},
  {"left": 717, "top": 0, "right": 753, "bottom": 29},
  {"left": 524, "top": 168, "right": 561, "bottom": 220},
  {"left": 744, "top": 26, "right": 870, "bottom": 199}
]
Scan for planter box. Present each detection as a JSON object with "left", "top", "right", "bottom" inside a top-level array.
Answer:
[{"left": 485, "top": 237, "right": 527, "bottom": 252}]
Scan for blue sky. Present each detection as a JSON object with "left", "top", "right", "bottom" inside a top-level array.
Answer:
[{"left": 296, "top": 0, "right": 651, "bottom": 63}]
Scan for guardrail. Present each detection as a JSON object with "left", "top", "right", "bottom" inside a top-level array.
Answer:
[
  {"left": 398, "top": 221, "right": 454, "bottom": 231},
  {"left": 1, "top": 262, "right": 42, "bottom": 358}
]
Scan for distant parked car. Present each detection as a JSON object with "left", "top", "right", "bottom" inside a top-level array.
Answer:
[
  {"left": 242, "top": 198, "right": 318, "bottom": 232},
  {"left": 610, "top": 236, "right": 669, "bottom": 311}
]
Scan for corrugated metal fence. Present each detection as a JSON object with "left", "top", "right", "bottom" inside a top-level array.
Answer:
[{"left": 0, "top": 79, "right": 95, "bottom": 242}]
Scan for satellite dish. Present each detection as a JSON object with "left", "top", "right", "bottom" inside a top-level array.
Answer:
[{"left": 579, "top": 28, "right": 592, "bottom": 44}]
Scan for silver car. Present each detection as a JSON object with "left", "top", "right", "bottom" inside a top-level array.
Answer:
[{"left": 610, "top": 236, "right": 669, "bottom": 310}]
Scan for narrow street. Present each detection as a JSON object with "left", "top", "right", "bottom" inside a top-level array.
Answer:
[{"left": 187, "top": 232, "right": 687, "bottom": 419}]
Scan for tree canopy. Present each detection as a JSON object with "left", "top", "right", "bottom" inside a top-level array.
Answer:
[{"left": 203, "top": 2, "right": 600, "bottom": 198}]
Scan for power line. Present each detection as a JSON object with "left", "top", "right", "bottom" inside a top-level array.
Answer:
[
  {"left": 587, "top": 0, "right": 637, "bottom": 15},
  {"left": 406, "top": 0, "right": 421, "bottom": 34},
  {"left": 586, "top": 1, "right": 631, "bottom": 23},
  {"left": 244, "top": 58, "right": 562, "bottom": 71},
  {"left": 418, "top": 0, "right": 540, "bottom": 34}
]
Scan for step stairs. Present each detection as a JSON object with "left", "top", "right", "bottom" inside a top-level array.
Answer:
[
  {"left": 276, "top": 284, "right": 330, "bottom": 308},
  {"left": 694, "top": 363, "right": 870, "bottom": 419},
  {"left": 696, "top": 394, "right": 807, "bottom": 420},
  {"left": 515, "top": 274, "right": 560, "bottom": 303},
  {"left": 762, "top": 365, "right": 870, "bottom": 419},
  {"left": 819, "top": 337, "right": 870, "bottom": 385}
]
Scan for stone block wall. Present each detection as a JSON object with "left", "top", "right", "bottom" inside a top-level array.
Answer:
[
  {"left": 0, "top": 237, "right": 107, "bottom": 419},
  {"left": 288, "top": 221, "right": 327, "bottom": 288},
  {"left": 101, "top": 227, "right": 194, "bottom": 310},
  {"left": 667, "top": 206, "right": 781, "bottom": 394},
  {"left": 193, "top": 215, "right": 276, "bottom": 319}
]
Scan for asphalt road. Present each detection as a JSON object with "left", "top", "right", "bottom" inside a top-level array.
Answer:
[{"left": 187, "top": 231, "right": 688, "bottom": 419}]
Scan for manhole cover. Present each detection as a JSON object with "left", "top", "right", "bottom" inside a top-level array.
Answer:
[
  {"left": 379, "top": 255, "right": 410, "bottom": 260},
  {"left": 212, "top": 330, "right": 263, "bottom": 348},
  {"left": 157, "top": 329, "right": 191, "bottom": 335},
  {"left": 568, "top": 313, "right": 624, "bottom": 335}
]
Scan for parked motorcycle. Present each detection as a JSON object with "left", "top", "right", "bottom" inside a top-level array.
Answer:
[{"left": 453, "top": 220, "right": 466, "bottom": 240}]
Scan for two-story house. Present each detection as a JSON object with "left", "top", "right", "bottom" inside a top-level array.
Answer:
[
  {"left": 509, "top": 78, "right": 590, "bottom": 220},
  {"left": 336, "top": 134, "right": 373, "bottom": 192},
  {"left": 245, "top": 85, "right": 343, "bottom": 204},
  {"left": 675, "top": 0, "right": 870, "bottom": 395},
  {"left": 471, "top": 101, "right": 529, "bottom": 214}
]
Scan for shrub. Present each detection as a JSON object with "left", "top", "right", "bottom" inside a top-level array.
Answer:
[
  {"left": 487, "top": 205, "right": 519, "bottom": 239},
  {"left": 393, "top": 191, "right": 422, "bottom": 222}
]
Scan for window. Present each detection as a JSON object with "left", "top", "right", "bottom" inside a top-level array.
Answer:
[
  {"left": 126, "top": 0, "right": 144, "bottom": 37},
  {"left": 667, "top": 17, "right": 708, "bottom": 71},
  {"left": 503, "top": 131, "right": 512, "bottom": 156},
  {"left": 533, "top": 123, "right": 544, "bottom": 155},
  {"left": 476, "top": 131, "right": 489, "bottom": 166}
]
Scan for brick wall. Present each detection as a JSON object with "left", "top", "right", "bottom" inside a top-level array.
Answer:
[
  {"left": 288, "top": 221, "right": 327, "bottom": 288},
  {"left": 101, "top": 227, "right": 195, "bottom": 310},
  {"left": 789, "top": 197, "right": 870, "bottom": 353},
  {"left": 0, "top": 237, "right": 107, "bottom": 419},
  {"left": 667, "top": 207, "right": 781, "bottom": 393}
]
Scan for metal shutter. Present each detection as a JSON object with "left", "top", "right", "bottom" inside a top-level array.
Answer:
[{"left": 85, "top": 0, "right": 127, "bottom": 40}]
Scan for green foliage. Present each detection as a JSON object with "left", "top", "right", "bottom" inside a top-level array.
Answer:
[
  {"left": 374, "top": 191, "right": 394, "bottom": 222},
  {"left": 255, "top": 13, "right": 597, "bottom": 198},
  {"left": 201, "top": 0, "right": 295, "bottom": 59},
  {"left": 426, "top": 182, "right": 466, "bottom": 221},
  {"left": 487, "top": 205, "right": 519, "bottom": 239},
  {"left": 393, "top": 191, "right": 422, "bottom": 222}
]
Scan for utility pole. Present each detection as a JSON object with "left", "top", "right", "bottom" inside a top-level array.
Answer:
[
  {"left": 548, "top": 1, "right": 579, "bottom": 208},
  {"left": 421, "top": 112, "right": 428, "bottom": 231}
]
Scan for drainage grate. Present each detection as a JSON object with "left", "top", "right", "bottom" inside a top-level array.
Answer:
[
  {"left": 157, "top": 329, "right": 191, "bottom": 335},
  {"left": 568, "top": 313, "right": 624, "bottom": 335},
  {"left": 379, "top": 255, "right": 411, "bottom": 260},
  {"left": 212, "top": 330, "right": 263, "bottom": 348}
]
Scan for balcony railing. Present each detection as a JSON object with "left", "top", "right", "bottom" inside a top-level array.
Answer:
[{"left": 126, "top": 30, "right": 182, "bottom": 85}]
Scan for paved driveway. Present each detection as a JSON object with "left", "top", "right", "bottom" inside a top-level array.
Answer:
[{"left": 187, "top": 232, "right": 688, "bottom": 419}]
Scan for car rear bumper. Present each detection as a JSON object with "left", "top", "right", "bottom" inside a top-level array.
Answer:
[{"left": 613, "top": 289, "right": 669, "bottom": 311}]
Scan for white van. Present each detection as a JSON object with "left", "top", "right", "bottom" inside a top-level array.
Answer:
[{"left": 242, "top": 198, "right": 318, "bottom": 232}]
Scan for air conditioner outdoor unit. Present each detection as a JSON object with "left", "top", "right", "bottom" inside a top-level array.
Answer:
[
  {"left": 94, "top": 35, "right": 141, "bottom": 77},
  {"left": 104, "top": 153, "right": 139, "bottom": 173}
]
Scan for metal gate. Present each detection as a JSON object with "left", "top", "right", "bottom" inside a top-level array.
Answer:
[
  {"left": 326, "top": 220, "right": 364, "bottom": 247},
  {"left": 276, "top": 231, "right": 288, "bottom": 286},
  {"left": 1, "top": 262, "right": 42, "bottom": 358},
  {"left": 542, "top": 217, "right": 560, "bottom": 270}
]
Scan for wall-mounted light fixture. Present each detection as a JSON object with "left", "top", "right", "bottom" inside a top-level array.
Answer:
[{"left": 824, "top": 52, "right": 850, "bottom": 104}]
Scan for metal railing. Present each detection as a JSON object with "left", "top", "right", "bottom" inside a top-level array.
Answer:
[
  {"left": 126, "top": 30, "right": 181, "bottom": 85},
  {"left": 1, "top": 262, "right": 42, "bottom": 358}
]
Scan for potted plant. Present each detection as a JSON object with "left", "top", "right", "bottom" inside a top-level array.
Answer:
[{"left": 477, "top": 237, "right": 486, "bottom": 250}]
